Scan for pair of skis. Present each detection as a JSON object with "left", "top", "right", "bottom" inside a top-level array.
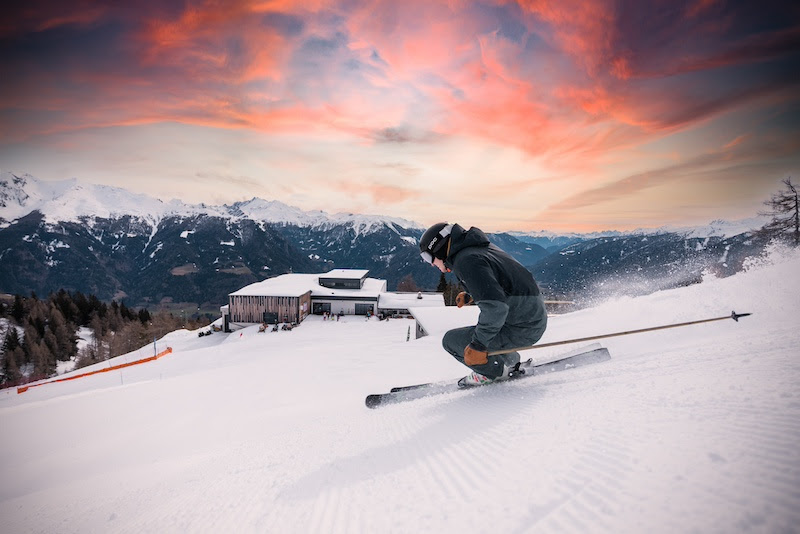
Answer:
[
  {"left": 365, "top": 344, "right": 611, "bottom": 409},
  {"left": 365, "top": 311, "right": 752, "bottom": 409}
]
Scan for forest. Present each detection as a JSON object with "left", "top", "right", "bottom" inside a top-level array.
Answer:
[{"left": 0, "top": 290, "right": 211, "bottom": 388}]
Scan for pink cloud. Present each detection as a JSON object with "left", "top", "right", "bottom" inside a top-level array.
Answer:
[
  {"left": 136, "top": 2, "right": 291, "bottom": 84},
  {"left": 3, "top": 0, "right": 798, "bottom": 232},
  {"left": 335, "top": 180, "right": 422, "bottom": 205}
]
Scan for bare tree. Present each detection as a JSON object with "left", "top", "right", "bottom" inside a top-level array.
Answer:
[
  {"left": 396, "top": 274, "right": 421, "bottom": 292},
  {"left": 759, "top": 178, "right": 800, "bottom": 246}
]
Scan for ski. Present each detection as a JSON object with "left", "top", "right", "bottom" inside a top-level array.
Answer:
[
  {"left": 389, "top": 343, "right": 607, "bottom": 393},
  {"left": 366, "top": 345, "right": 611, "bottom": 409}
]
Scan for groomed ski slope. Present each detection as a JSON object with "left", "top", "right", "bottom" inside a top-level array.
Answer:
[{"left": 1, "top": 247, "right": 799, "bottom": 533}]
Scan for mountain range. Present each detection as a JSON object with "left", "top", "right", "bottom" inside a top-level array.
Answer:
[{"left": 0, "top": 172, "right": 771, "bottom": 311}]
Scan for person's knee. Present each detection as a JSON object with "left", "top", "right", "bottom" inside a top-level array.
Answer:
[
  {"left": 442, "top": 329, "right": 457, "bottom": 352},
  {"left": 442, "top": 327, "right": 471, "bottom": 356}
]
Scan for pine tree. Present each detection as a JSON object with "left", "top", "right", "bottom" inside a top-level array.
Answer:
[
  {"left": 52, "top": 289, "right": 79, "bottom": 325},
  {"left": 138, "top": 308, "right": 152, "bottom": 325},
  {"left": 89, "top": 313, "right": 108, "bottom": 361},
  {"left": 2, "top": 328, "right": 23, "bottom": 386},
  {"left": 11, "top": 295, "right": 24, "bottom": 323},
  {"left": 437, "top": 273, "right": 448, "bottom": 293},
  {"left": 26, "top": 337, "right": 54, "bottom": 381},
  {"left": 759, "top": 178, "right": 800, "bottom": 246},
  {"left": 3, "top": 347, "right": 23, "bottom": 385},
  {"left": 48, "top": 304, "right": 76, "bottom": 361}
]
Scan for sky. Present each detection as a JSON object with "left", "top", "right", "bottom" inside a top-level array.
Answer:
[{"left": 1, "top": 0, "right": 799, "bottom": 232}]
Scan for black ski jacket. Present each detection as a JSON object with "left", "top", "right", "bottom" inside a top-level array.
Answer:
[{"left": 444, "top": 224, "right": 547, "bottom": 352}]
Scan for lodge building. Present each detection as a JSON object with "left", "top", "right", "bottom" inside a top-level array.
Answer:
[{"left": 222, "top": 269, "right": 443, "bottom": 330}]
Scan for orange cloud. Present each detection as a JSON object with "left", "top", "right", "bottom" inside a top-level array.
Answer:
[
  {"left": 335, "top": 180, "right": 421, "bottom": 205},
  {"left": 137, "top": 2, "right": 290, "bottom": 83},
  {"left": 517, "top": 0, "right": 619, "bottom": 78},
  {"left": 3, "top": 0, "right": 799, "bottom": 234}
]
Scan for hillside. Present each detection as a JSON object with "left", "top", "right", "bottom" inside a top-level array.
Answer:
[
  {"left": 1, "top": 173, "right": 772, "bottom": 308},
  {"left": 1, "top": 245, "right": 798, "bottom": 533},
  {"left": 530, "top": 231, "right": 771, "bottom": 299}
]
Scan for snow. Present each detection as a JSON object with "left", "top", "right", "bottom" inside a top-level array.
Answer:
[
  {"left": 379, "top": 292, "right": 445, "bottom": 310},
  {"left": 230, "top": 272, "right": 387, "bottom": 299},
  {"left": 1, "top": 248, "right": 799, "bottom": 533},
  {"left": 322, "top": 268, "right": 369, "bottom": 280},
  {"left": 2, "top": 172, "right": 772, "bottom": 243},
  {"left": 0, "top": 173, "right": 421, "bottom": 234},
  {"left": 511, "top": 216, "right": 771, "bottom": 242},
  {"left": 0, "top": 172, "right": 209, "bottom": 228},
  {"left": 411, "top": 305, "right": 480, "bottom": 335}
]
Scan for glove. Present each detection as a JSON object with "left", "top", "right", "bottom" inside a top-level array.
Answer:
[
  {"left": 455, "top": 291, "right": 473, "bottom": 308},
  {"left": 464, "top": 344, "right": 488, "bottom": 366}
]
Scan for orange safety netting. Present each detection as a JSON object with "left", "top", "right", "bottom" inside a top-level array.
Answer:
[{"left": 17, "top": 347, "right": 173, "bottom": 394}]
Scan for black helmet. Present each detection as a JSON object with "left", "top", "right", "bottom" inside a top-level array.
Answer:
[{"left": 419, "top": 222, "right": 453, "bottom": 264}]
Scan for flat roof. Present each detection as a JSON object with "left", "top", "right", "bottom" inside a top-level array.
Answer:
[
  {"left": 319, "top": 269, "right": 369, "bottom": 280},
  {"left": 314, "top": 277, "right": 386, "bottom": 299},
  {"left": 230, "top": 272, "right": 386, "bottom": 298},
  {"left": 378, "top": 293, "right": 445, "bottom": 309},
  {"left": 408, "top": 306, "right": 480, "bottom": 336}
]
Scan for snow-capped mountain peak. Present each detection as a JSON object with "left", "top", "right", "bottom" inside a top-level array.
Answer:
[
  {"left": 228, "top": 198, "right": 330, "bottom": 227},
  {"left": 0, "top": 172, "right": 198, "bottom": 226},
  {"left": 0, "top": 172, "right": 421, "bottom": 233}
]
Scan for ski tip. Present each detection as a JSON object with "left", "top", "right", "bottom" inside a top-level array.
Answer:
[{"left": 365, "top": 394, "right": 383, "bottom": 409}]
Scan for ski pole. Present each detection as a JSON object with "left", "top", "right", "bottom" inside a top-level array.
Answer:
[{"left": 488, "top": 310, "right": 752, "bottom": 356}]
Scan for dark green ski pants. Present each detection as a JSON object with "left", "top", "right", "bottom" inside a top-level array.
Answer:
[{"left": 441, "top": 297, "right": 547, "bottom": 379}]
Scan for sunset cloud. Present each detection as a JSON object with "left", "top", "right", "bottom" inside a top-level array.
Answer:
[{"left": 1, "top": 0, "right": 798, "bottom": 231}]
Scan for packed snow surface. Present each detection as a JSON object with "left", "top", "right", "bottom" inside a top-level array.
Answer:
[{"left": 1, "top": 248, "right": 799, "bottom": 533}]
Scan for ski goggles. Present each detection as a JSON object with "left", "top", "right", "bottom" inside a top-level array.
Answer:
[{"left": 420, "top": 224, "right": 452, "bottom": 264}]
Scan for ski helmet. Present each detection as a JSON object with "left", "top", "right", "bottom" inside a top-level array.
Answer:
[{"left": 419, "top": 223, "right": 453, "bottom": 264}]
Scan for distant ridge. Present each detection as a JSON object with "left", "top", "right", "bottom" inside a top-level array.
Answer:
[
  {"left": 0, "top": 171, "right": 772, "bottom": 308},
  {"left": 0, "top": 172, "right": 422, "bottom": 234}
]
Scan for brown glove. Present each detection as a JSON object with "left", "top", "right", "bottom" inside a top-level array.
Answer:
[
  {"left": 464, "top": 344, "right": 488, "bottom": 365},
  {"left": 455, "top": 292, "right": 473, "bottom": 308}
]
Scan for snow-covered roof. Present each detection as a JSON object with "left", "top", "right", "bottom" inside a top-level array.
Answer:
[
  {"left": 320, "top": 269, "right": 369, "bottom": 280},
  {"left": 314, "top": 277, "right": 386, "bottom": 299},
  {"left": 408, "top": 306, "right": 480, "bottom": 335},
  {"left": 230, "top": 272, "right": 386, "bottom": 298},
  {"left": 379, "top": 293, "right": 445, "bottom": 310}
]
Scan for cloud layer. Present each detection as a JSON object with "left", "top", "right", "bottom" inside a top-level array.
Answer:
[{"left": 1, "top": 0, "right": 798, "bottom": 231}]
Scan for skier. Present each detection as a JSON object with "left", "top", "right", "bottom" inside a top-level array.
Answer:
[{"left": 419, "top": 223, "right": 548, "bottom": 387}]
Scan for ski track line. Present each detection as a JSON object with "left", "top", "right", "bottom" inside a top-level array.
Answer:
[
  {"left": 531, "top": 429, "right": 635, "bottom": 534},
  {"left": 714, "top": 408, "right": 800, "bottom": 530},
  {"left": 404, "top": 409, "right": 468, "bottom": 504},
  {"left": 439, "top": 385, "right": 607, "bottom": 533},
  {"left": 276, "top": 405, "right": 440, "bottom": 532},
  {"left": 416, "top": 395, "right": 506, "bottom": 502},
  {"left": 609, "top": 376, "right": 799, "bottom": 533},
  {"left": 217, "top": 459, "right": 286, "bottom": 533},
  {"left": 377, "top": 398, "right": 465, "bottom": 507},
  {"left": 363, "top": 383, "right": 552, "bottom": 531},
  {"left": 307, "top": 486, "right": 345, "bottom": 534},
  {"left": 299, "top": 449, "right": 367, "bottom": 533}
]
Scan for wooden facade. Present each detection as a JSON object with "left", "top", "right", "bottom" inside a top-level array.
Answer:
[{"left": 229, "top": 291, "right": 311, "bottom": 324}]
